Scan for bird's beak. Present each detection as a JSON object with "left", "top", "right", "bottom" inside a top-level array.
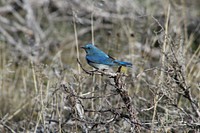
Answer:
[{"left": 81, "top": 46, "right": 85, "bottom": 49}]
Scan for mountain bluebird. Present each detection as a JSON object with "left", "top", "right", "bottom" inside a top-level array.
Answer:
[{"left": 81, "top": 43, "right": 132, "bottom": 70}]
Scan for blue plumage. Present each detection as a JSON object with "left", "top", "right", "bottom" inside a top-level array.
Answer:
[{"left": 81, "top": 43, "right": 132, "bottom": 70}]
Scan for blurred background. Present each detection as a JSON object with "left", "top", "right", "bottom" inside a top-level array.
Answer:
[{"left": 0, "top": 0, "right": 199, "bottom": 132}]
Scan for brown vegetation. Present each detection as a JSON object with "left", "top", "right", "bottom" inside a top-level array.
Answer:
[{"left": 0, "top": 0, "right": 199, "bottom": 132}]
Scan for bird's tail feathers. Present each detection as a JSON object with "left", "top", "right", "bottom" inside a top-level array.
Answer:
[{"left": 114, "top": 60, "right": 132, "bottom": 67}]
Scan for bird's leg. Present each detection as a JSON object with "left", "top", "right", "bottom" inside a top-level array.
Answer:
[
  {"left": 101, "top": 69, "right": 106, "bottom": 76},
  {"left": 117, "top": 66, "right": 122, "bottom": 73}
]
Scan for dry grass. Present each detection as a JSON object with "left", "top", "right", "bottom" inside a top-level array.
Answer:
[{"left": 0, "top": 0, "right": 199, "bottom": 132}]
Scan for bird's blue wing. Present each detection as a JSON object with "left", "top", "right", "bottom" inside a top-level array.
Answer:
[{"left": 86, "top": 54, "right": 115, "bottom": 66}]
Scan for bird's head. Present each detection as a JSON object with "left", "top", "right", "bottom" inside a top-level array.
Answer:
[{"left": 81, "top": 43, "right": 97, "bottom": 54}]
